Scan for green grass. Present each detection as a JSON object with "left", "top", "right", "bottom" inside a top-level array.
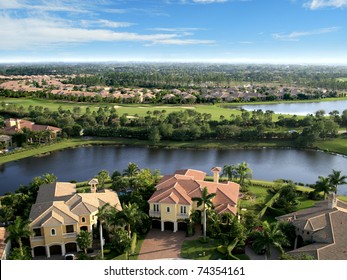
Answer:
[
  {"left": 315, "top": 134, "right": 347, "bottom": 155},
  {"left": 103, "top": 236, "right": 145, "bottom": 260}
]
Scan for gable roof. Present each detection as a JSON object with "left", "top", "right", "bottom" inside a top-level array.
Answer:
[
  {"left": 149, "top": 169, "right": 240, "bottom": 215},
  {"left": 277, "top": 199, "right": 347, "bottom": 259},
  {"left": 29, "top": 182, "right": 121, "bottom": 228}
]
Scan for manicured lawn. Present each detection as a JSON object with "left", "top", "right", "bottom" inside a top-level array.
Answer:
[
  {"left": 315, "top": 134, "right": 347, "bottom": 156},
  {"left": 103, "top": 236, "right": 145, "bottom": 260}
]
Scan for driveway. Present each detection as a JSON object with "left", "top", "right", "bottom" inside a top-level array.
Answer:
[{"left": 138, "top": 228, "right": 195, "bottom": 260}]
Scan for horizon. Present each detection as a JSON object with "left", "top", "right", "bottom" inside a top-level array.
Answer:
[{"left": 1, "top": 1, "right": 347, "bottom": 65}]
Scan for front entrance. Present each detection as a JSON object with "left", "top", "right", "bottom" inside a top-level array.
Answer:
[
  {"left": 65, "top": 242, "right": 77, "bottom": 253},
  {"left": 33, "top": 246, "right": 46, "bottom": 257},
  {"left": 163, "top": 221, "right": 174, "bottom": 231},
  {"left": 49, "top": 245, "right": 62, "bottom": 256}
]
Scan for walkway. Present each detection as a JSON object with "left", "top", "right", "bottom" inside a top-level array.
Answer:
[{"left": 138, "top": 226, "right": 200, "bottom": 260}]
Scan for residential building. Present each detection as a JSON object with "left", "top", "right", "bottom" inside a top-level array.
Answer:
[
  {"left": 277, "top": 193, "right": 347, "bottom": 260},
  {"left": 29, "top": 180, "right": 121, "bottom": 258},
  {"left": 3, "top": 118, "right": 62, "bottom": 138},
  {"left": 148, "top": 167, "right": 240, "bottom": 232},
  {"left": 0, "top": 227, "right": 11, "bottom": 260}
]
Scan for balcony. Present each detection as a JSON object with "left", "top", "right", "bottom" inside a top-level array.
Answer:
[
  {"left": 63, "top": 232, "right": 77, "bottom": 239},
  {"left": 30, "top": 235, "right": 44, "bottom": 241},
  {"left": 177, "top": 213, "right": 189, "bottom": 220},
  {"left": 149, "top": 211, "right": 161, "bottom": 218}
]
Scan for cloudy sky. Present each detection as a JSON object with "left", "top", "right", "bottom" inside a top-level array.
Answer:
[{"left": 0, "top": 0, "right": 347, "bottom": 64}]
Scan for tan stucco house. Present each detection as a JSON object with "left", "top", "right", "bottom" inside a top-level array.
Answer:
[
  {"left": 148, "top": 167, "right": 240, "bottom": 232},
  {"left": 277, "top": 194, "right": 347, "bottom": 260},
  {"left": 29, "top": 180, "right": 121, "bottom": 258}
]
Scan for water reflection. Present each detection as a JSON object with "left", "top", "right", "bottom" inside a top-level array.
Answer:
[{"left": 0, "top": 146, "right": 346, "bottom": 195}]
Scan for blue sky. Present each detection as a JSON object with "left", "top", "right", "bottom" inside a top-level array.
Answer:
[{"left": 0, "top": 0, "right": 347, "bottom": 64}]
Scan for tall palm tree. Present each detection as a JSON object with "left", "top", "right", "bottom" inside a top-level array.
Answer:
[
  {"left": 222, "top": 164, "right": 236, "bottom": 181},
  {"left": 117, "top": 202, "right": 147, "bottom": 238},
  {"left": 252, "top": 221, "right": 288, "bottom": 260},
  {"left": 314, "top": 176, "right": 334, "bottom": 199},
  {"left": 96, "top": 170, "right": 110, "bottom": 190},
  {"left": 328, "top": 169, "right": 347, "bottom": 194},
  {"left": 123, "top": 162, "right": 140, "bottom": 178},
  {"left": 6, "top": 216, "right": 31, "bottom": 257},
  {"left": 96, "top": 203, "right": 112, "bottom": 259},
  {"left": 192, "top": 187, "right": 216, "bottom": 241},
  {"left": 235, "top": 161, "right": 252, "bottom": 189}
]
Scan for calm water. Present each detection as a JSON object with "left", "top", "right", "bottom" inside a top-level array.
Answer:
[
  {"left": 240, "top": 99, "right": 347, "bottom": 115},
  {"left": 0, "top": 146, "right": 346, "bottom": 195}
]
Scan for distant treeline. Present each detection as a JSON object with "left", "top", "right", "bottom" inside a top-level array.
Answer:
[{"left": 2, "top": 63, "right": 347, "bottom": 89}]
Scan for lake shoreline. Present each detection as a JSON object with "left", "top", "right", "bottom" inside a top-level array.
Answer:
[{"left": 1, "top": 135, "right": 347, "bottom": 165}]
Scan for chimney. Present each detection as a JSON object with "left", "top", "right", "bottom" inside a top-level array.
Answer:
[
  {"left": 328, "top": 192, "right": 337, "bottom": 209},
  {"left": 88, "top": 178, "right": 99, "bottom": 193},
  {"left": 211, "top": 167, "right": 222, "bottom": 183}
]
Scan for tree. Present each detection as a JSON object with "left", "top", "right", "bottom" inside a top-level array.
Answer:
[
  {"left": 148, "top": 127, "right": 161, "bottom": 144},
  {"left": 96, "top": 203, "right": 112, "bottom": 259},
  {"left": 192, "top": 187, "right": 216, "bottom": 241},
  {"left": 117, "top": 202, "right": 147, "bottom": 238},
  {"left": 123, "top": 162, "right": 140, "bottom": 178},
  {"left": 328, "top": 169, "right": 347, "bottom": 194},
  {"left": 222, "top": 164, "right": 237, "bottom": 181},
  {"left": 76, "top": 230, "right": 93, "bottom": 254},
  {"left": 314, "top": 176, "right": 335, "bottom": 199},
  {"left": 251, "top": 221, "right": 289, "bottom": 260},
  {"left": 235, "top": 162, "right": 252, "bottom": 190},
  {"left": 96, "top": 170, "right": 110, "bottom": 190},
  {"left": 6, "top": 216, "right": 31, "bottom": 258}
]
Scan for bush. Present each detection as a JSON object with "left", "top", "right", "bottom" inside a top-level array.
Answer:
[{"left": 198, "top": 236, "right": 210, "bottom": 243}]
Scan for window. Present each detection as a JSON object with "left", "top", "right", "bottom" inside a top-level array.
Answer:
[
  {"left": 51, "top": 229, "right": 56, "bottom": 236},
  {"left": 82, "top": 217, "right": 86, "bottom": 223},
  {"left": 166, "top": 207, "right": 170, "bottom": 213},
  {"left": 153, "top": 204, "right": 159, "bottom": 212},
  {"left": 33, "top": 228, "right": 42, "bottom": 237},
  {"left": 66, "top": 225, "right": 74, "bottom": 233},
  {"left": 180, "top": 206, "right": 186, "bottom": 214}
]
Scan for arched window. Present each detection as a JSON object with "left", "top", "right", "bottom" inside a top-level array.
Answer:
[
  {"left": 82, "top": 217, "right": 86, "bottom": 223},
  {"left": 51, "top": 228, "right": 56, "bottom": 236}
]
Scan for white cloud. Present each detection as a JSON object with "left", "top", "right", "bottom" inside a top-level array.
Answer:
[
  {"left": 273, "top": 27, "right": 340, "bottom": 41},
  {"left": 0, "top": 15, "right": 214, "bottom": 49},
  {"left": 304, "top": 0, "right": 347, "bottom": 9},
  {"left": 80, "top": 19, "right": 134, "bottom": 28}
]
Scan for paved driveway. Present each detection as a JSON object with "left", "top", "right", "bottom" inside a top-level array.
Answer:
[{"left": 138, "top": 228, "right": 192, "bottom": 260}]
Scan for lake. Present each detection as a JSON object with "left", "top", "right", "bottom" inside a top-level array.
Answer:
[
  {"left": 0, "top": 145, "right": 346, "bottom": 196},
  {"left": 239, "top": 99, "right": 347, "bottom": 115}
]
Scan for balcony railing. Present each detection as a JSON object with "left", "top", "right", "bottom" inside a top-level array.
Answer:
[
  {"left": 149, "top": 211, "right": 161, "bottom": 218},
  {"left": 177, "top": 213, "right": 189, "bottom": 219},
  {"left": 63, "top": 232, "right": 77, "bottom": 238},
  {"left": 30, "top": 236, "right": 44, "bottom": 242}
]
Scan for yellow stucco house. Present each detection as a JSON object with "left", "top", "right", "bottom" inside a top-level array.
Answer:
[
  {"left": 29, "top": 180, "right": 121, "bottom": 258},
  {"left": 148, "top": 167, "right": 240, "bottom": 232}
]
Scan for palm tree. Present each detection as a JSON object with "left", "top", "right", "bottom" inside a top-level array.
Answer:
[
  {"left": 123, "top": 162, "right": 140, "bottom": 178},
  {"left": 192, "top": 187, "right": 216, "bottom": 241},
  {"left": 5, "top": 216, "right": 31, "bottom": 257},
  {"left": 117, "top": 202, "right": 147, "bottom": 238},
  {"left": 314, "top": 176, "right": 334, "bottom": 199},
  {"left": 76, "top": 230, "right": 93, "bottom": 254},
  {"left": 96, "top": 203, "right": 112, "bottom": 259},
  {"left": 96, "top": 170, "right": 110, "bottom": 190},
  {"left": 222, "top": 164, "right": 236, "bottom": 181},
  {"left": 328, "top": 169, "right": 347, "bottom": 194},
  {"left": 252, "top": 221, "right": 289, "bottom": 260},
  {"left": 235, "top": 162, "right": 252, "bottom": 190}
]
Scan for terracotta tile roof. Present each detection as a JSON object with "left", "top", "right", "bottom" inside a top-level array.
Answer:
[{"left": 149, "top": 169, "right": 240, "bottom": 215}]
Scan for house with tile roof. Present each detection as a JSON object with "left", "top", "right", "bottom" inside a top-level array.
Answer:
[
  {"left": 277, "top": 193, "right": 347, "bottom": 259},
  {"left": 29, "top": 180, "right": 121, "bottom": 258},
  {"left": 148, "top": 167, "right": 240, "bottom": 232},
  {"left": 3, "top": 118, "right": 62, "bottom": 139},
  {"left": 0, "top": 227, "right": 11, "bottom": 260}
]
